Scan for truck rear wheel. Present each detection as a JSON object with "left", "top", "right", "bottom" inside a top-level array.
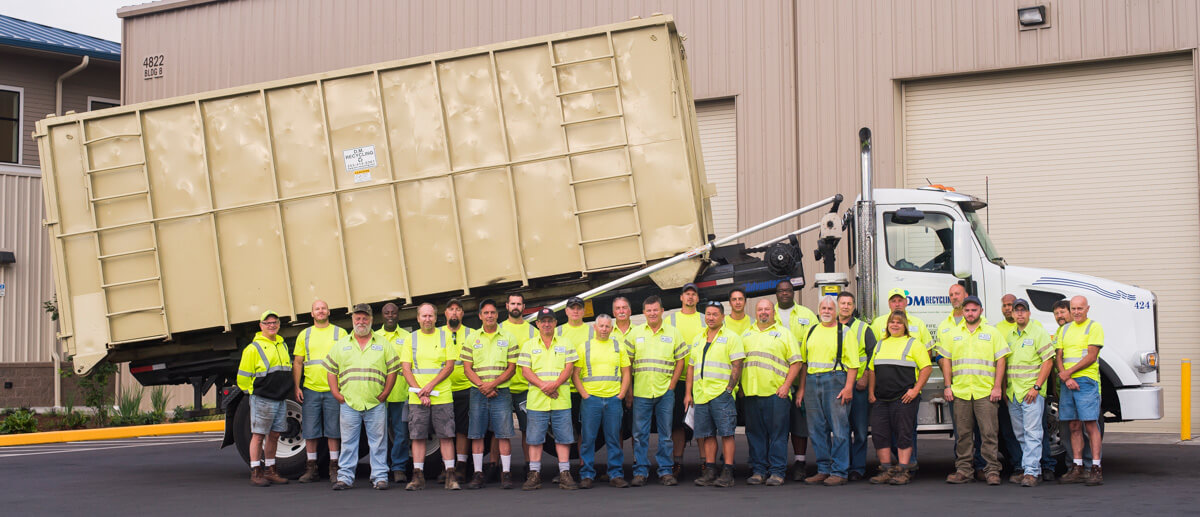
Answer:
[{"left": 231, "top": 396, "right": 309, "bottom": 478}]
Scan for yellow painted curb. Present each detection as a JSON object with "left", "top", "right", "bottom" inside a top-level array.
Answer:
[{"left": 0, "top": 420, "right": 224, "bottom": 446}]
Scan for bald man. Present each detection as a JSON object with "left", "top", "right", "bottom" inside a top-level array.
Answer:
[
  {"left": 1056, "top": 296, "right": 1105, "bottom": 486},
  {"left": 293, "top": 300, "right": 348, "bottom": 483}
]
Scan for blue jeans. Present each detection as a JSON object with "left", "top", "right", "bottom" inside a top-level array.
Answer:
[
  {"left": 468, "top": 387, "right": 515, "bottom": 439},
  {"left": 579, "top": 395, "right": 625, "bottom": 480},
  {"left": 301, "top": 388, "right": 341, "bottom": 439},
  {"left": 338, "top": 403, "right": 388, "bottom": 485},
  {"left": 1008, "top": 394, "right": 1045, "bottom": 476},
  {"left": 849, "top": 386, "right": 869, "bottom": 475},
  {"left": 745, "top": 395, "right": 790, "bottom": 477},
  {"left": 387, "top": 401, "right": 410, "bottom": 472},
  {"left": 804, "top": 371, "right": 851, "bottom": 477},
  {"left": 632, "top": 390, "right": 674, "bottom": 477}
]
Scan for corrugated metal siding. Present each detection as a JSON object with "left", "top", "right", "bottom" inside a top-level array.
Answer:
[
  {"left": 696, "top": 99, "right": 737, "bottom": 239},
  {"left": 903, "top": 54, "right": 1200, "bottom": 433},
  {"left": 0, "top": 172, "right": 56, "bottom": 363}
]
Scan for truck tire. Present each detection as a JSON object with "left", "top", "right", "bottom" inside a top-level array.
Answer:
[{"left": 230, "top": 396, "right": 309, "bottom": 478}]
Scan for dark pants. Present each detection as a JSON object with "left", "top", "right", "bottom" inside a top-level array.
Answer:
[
  {"left": 849, "top": 386, "right": 870, "bottom": 475},
  {"left": 744, "top": 395, "right": 791, "bottom": 478},
  {"left": 387, "top": 401, "right": 411, "bottom": 472}
]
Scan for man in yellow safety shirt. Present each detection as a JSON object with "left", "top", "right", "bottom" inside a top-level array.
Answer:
[
  {"left": 571, "top": 313, "right": 632, "bottom": 489},
  {"left": 1003, "top": 298, "right": 1055, "bottom": 487},
  {"left": 460, "top": 299, "right": 519, "bottom": 490},
  {"left": 292, "top": 300, "right": 346, "bottom": 483},
  {"left": 774, "top": 279, "right": 817, "bottom": 481},
  {"left": 686, "top": 301, "right": 745, "bottom": 488},
  {"left": 937, "top": 296, "right": 1009, "bottom": 486},
  {"left": 837, "top": 291, "right": 876, "bottom": 481},
  {"left": 375, "top": 302, "right": 411, "bottom": 484},
  {"left": 740, "top": 299, "right": 802, "bottom": 486},
  {"left": 441, "top": 298, "right": 475, "bottom": 483},
  {"left": 238, "top": 310, "right": 294, "bottom": 487},
  {"left": 798, "top": 296, "right": 860, "bottom": 486},
  {"left": 628, "top": 295, "right": 688, "bottom": 487},
  {"left": 499, "top": 292, "right": 536, "bottom": 478},
  {"left": 1056, "top": 295, "right": 1106, "bottom": 486},
  {"left": 401, "top": 303, "right": 460, "bottom": 491},
  {"left": 724, "top": 288, "right": 753, "bottom": 336},
  {"left": 324, "top": 304, "right": 399, "bottom": 491},
  {"left": 518, "top": 308, "right": 579, "bottom": 490},
  {"left": 668, "top": 283, "right": 705, "bottom": 477}
]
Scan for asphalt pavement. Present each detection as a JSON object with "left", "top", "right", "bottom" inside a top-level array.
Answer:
[{"left": 3, "top": 433, "right": 1197, "bottom": 516}]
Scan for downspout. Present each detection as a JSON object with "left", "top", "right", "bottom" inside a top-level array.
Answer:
[{"left": 56, "top": 56, "right": 90, "bottom": 116}]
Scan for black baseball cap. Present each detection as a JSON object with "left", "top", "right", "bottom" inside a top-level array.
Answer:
[
  {"left": 681, "top": 283, "right": 699, "bottom": 293},
  {"left": 535, "top": 307, "right": 557, "bottom": 320},
  {"left": 566, "top": 297, "right": 585, "bottom": 308},
  {"left": 1012, "top": 298, "right": 1031, "bottom": 311},
  {"left": 963, "top": 295, "right": 983, "bottom": 308}
]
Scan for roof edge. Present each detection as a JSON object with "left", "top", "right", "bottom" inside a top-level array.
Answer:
[
  {"left": 117, "top": 0, "right": 227, "bottom": 19},
  {"left": 0, "top": 40, "right": 120, "bottom": 62}
]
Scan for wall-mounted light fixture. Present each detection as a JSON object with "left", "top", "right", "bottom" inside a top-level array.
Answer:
[{"left": 1018, "top": 5, "right": 1048, "bottom": 28}]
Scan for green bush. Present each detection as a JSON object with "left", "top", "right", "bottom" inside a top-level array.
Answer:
[
  {"left": 61, "top": 410, "right": 89, "bottom": 430},
  {"left": 0, "top": 409, "right": 38, "bottom": 434},
  {"left": 148, "top": 386, "right": 170, "bottom": 424},
  {"left": 62, "top": 361, "right": 118, "bottom": 425},
  {"left": 111, "top": 385, "right": 146, "bottom": 426}
]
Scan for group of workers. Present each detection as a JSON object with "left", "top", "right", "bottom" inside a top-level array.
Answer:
[{"left": 235, "top": 279, "right": 1107, "bottom": 491}]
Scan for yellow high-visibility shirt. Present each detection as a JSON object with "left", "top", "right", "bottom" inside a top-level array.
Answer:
[
  {"left": 775, "top": 303, "right": 817, "bottom": 344},
  {"left": 689, "top": 326, "right": 745, "bottom": 405},
  {"left": 293, "top": 325, "right": 347, "bottom": 392},
  {"left": 800, "top": 323, "right": 862, "bottom": 375},
  {"left": 459, "top": 327, "right": 520, "bottom": 389},
  {"left": 236, "top": 332, "right": 292, "bottom": 395},
  {"left": 868, "top": 335, "right": 932, "bottom": 400},
  {"left": 628, "top": 323, "right": 688, "bottom": 399},
  {"left": 871, "top": 311, "right": 933, "bottom": 351},
  {"left": 724, "top": 313, "right": 753, "bottom": 337},
  {"left": 842, "top": 318, "right": 872, "bottom": 380},
  {"left": 440, "top": 324, "right": 475, "bottom": 392},
  {"left": 613, "top": 321, "right": 637, "bottom": 357},
  {"left": 1005, "top": 324, "right": 1054, "bottom": 400},
  {"left": 501, "top": 319, "right": 537, "bottom": 394},
  {"left": 575, "top": 337, "right": 630, "bottom": 398},
  {"left": 935, "top": 324, "right": 1010, "bottom": 400},
  {"left": 375, "top": 326, "right": 411, "bottom": 403},
  {"left": 401, "top": 329, "right": 454, "bottom": 405},
  {"left": 740, "top": 322, "right": 801, "bottom": 397},
  {"left": 1056, "top": 319, "right": 1104, "bottom": 383},
  {"left": 517, "top": 335, "right": 578, "bottom": 411},
  {"left": 323, "top": 333, "right": 399, "bottom": 411}
]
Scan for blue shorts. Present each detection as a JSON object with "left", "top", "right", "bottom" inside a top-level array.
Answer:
[
  {"left": 526, "top": 409, "right": 574, "bottom": 446},
  {"left": 693, "top": 391, "right": 737, "bottom": 438},
  {"left": 1059, "top": 377, "right": 1101, "bottom": 422},
  {"left": 468, "top": 387, "right": 515, "bottom": 439},
  {"left": 301, "top": 388, "right": 341, "bottom": 439},
  {"left": 250, "top": 395, "right": 288, "bottom": 435}
]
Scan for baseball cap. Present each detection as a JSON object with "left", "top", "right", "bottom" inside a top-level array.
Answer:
[
  {"left": 681, "top": 283, "right": 699, "bottom": 293},
  {"left": 565, "top": 297, "right": 585, "bottom": 308},
  {"left": 887, "top": 288, "right": 907, "bottom": 300},
  {"left": 535, "top": 307, "right": 557, "bottom": 320},
  {"left": 963, "top": 295, "right": 983, "bottom": 308},
  {"left": 1012, "top": 298, "right": 1030, "bottom": 311},
  {"left": 351, "top": 303, "right": 372, "bottom": 315},
  {"left": 259, "top": 310, "right": 279, "bottom": 322}
]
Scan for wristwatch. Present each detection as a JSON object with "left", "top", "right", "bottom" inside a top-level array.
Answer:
[{"left": 1034, "top": 384, "right": 1042, "bottom": 391}]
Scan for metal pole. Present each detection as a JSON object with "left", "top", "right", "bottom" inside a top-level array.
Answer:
[
  {"left": 1184, "top": 358, "right": 1192, "bottom": 441},
  {"left": 537, "top": 194, "right": 843, "bottom": 315},
  {"left": 750, "top": 222, "right": 822, "bottom": 249},
  {"left": 856, "top": 127, "right": 877, "bottom": 322}
]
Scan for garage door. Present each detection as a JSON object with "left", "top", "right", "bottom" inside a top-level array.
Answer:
[
  {"left": 903, "top": 54, "right": 1199, "bottom": 433},
  {"left": 696, "top": 100, "right": 737, "bottom": 239}
]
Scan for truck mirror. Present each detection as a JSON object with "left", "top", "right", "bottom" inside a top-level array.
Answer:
[
  {"left": 890, "top": 207, "right": 925, "bottom": 225},
  {"left": 952, "top": 220, "right": 975, "bottom": 279}
]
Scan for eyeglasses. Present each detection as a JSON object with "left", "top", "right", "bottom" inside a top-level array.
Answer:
[{"left": 261, "top": 321, "right": 280, "bottom": 326}]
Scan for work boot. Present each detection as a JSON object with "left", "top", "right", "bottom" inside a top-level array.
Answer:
[
  {"left": 804, "top": 473, "right": 829, "bottom": 485},
  {"left": 945, "top": 470, "right": 974, "bottom": 484},
  {"left": 1009, "top": 471, "right": 1024, "bottom": 484},
  {"left": 610, "top": 476, "right": 630, "bottom": 488},
  {"left": 746, "top": 473, "right": 766, "bottom": 485},
  {"left": 329, "top": 458, "right": 339, "bottom": 481},
  {"left": 1021, "top": 474, "right": 1040, "bottom": 487},
  {"left": 629, "top": 475, "right": 647, "bottom": 487},
  {"left": 1084, "top": 466, "right": 1103, "bottom": 486},
  {"left": 847, "top": 471, "right": 864, "bottom": 482},
  {"left": 714, "top": 466, "right": 735, "bottom": 488},
  {"left": 392, "top": 470, "right": 407, "bottom": 484},
  {"left": 466, "top": 471, "right": 486, "bottom": 489},
  {"left": 249, "top": 466, "right": 269, "bottom": 487},
  {"left": 579, "top": 477, "right": 593, "bottom": 489},
  {"left": 672, "top": 462, "right": 683, "bottom": 481},
  {"left": 985, "top": 472, "right": 1001, "bottom": 486},
  {"left": 405, "top": 469, "right": 425, "bottom": 491},
  {"left": 1042, "top": 470, "right": 1056, "bottom": 482},
  {"left": 263, "top": 466, "right": 288, "bottom": 485},
  {"left": 455, "top": 461, "right": 468, "bottom": 483},
  {"left": 790, "top": 461, "right": 807, "bottom": 482},
  {"left": 1059, "top": 465, "right": 1086, "bottom": 484},
  {"left": 974, "top": 470, "right": 987, "bottom": 482},
  {"left": 765, "top": 475, "right": 785, "bottom": 486},
  {"left": 331, "top": 481, "right": 351, "bottom": 490},
  {"left": 500, "top": 471, "right": 514, "bottom": 489},
  {"left": 482, "top": 462, "right": 497, "bottom": 482},
  {"left": 299, "top": 460, "right": 320, "bottom": 483},
  {"left": 869, "top": 465, "right": 897, "bottom": 485},
  {"left": 694, "top": 465, "right": 717, "bottom": 487},
  {"left": 558, "top": 470, "right": 579, "bottom": 490},
  {"left": 659, "top": 474, "right": 678, "bottom": 486},
  {"left": 888, "top": 469, "right": 912, "bottom": 485},
  {"left": 437, "top": 469, "right": 446, "bottom": 483},
  {"left": 823, "top": 475, "right": 847, "bottom": 486},
  {"left": 522, "top": 471, "right": 542, "bottom": 491},
  {"left": 373, "top": 480, "right": 389, "bottom": 490},
  {"left": 444, "top": 468, "right": 461, "bottom": 490}
]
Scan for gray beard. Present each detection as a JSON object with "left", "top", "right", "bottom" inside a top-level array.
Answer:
[{"left": 354, "top": 325, "right": 371, "bottom": 337}]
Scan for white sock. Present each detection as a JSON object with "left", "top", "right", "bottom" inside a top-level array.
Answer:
[
  {"left": 1093, "top": 459, "right": 1101, "bottom": 467},
  {"left": 444, "top": 459, "right": 456, "bottom": 470},
  {"left": 414, "top": 462, "right": 424, "bottom": 471},
  {"left": 1074, "top": 459, "right": 1083, "bottom": 466},
  {"left": 329, "top": 450, "right": 339, "bottom": 460},
  {"left": 307, "top": 452, "right": 317, "bottom": 461},
  {"left": 473, "top": 453, "right": 484, "bottom": 471},
  {"left": 457, "top": 454, "right": 468, "bottom": 463},
  {"left": 530, "top": 462, "right": 542, "bottom": 472},
  {"left": 501, "top": 455, "right": 512, "bottom": 472},
  {"left": 264, "top": 459, "right": 275, "bottom": 467},
  {"left": 558, "top": 461, "right": 570, "bottom": 473},
  {"left": 252, "top": 460, "right": 262, "bottom": 467},
  {"left": 795, "top": 455, "right": 806, "bottom": 462}
]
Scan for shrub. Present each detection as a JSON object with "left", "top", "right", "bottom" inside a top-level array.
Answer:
[
  {"left": 149, "top": 386, "right": 171, "bottom": 424},
  {"left": 112, "top": 386, "right": 145, "bottom": 426},
  {"left": 0, "top": 409, "right": 38, "bottom": 434},
  {"left": 63, "top": 362, "right": 118, "bottom": 425}
]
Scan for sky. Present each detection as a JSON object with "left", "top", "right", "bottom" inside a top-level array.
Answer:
[{"left": 1, "top": 0, "right": 134, "bottom": 43}]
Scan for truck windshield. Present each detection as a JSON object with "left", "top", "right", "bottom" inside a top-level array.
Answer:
[{"left": 963, "top": 210, "right": 1005, "bottom": 265}]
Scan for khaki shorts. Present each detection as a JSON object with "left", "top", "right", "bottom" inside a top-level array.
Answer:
[{"left": 408, "top": 402, "right": 455, "bottom": 440}]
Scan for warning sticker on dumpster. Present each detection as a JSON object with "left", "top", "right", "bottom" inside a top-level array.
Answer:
[
  {"left": 343, "top": 145, "right": 377, "bottom": 172},
  {"left": 354, "top": 170, "right": 372, "bottom": 183}
]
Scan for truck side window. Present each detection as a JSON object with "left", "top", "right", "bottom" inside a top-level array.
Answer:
[{"left": 884, "top": 211, "right": 954, "bottom": 273}]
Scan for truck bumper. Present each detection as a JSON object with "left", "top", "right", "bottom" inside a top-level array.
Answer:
[{"left": 1116, "top": 386, "right": 1164, "bottom": 420}]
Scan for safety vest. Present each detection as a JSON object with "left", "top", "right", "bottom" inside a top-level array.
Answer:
[
  {"left": 236, "top": 332, "right": 292, "bottom": 396},
  {"left": 1005, "top": 325, "right": 1054, "bottom": 400},
  {"left": 613, "top": 321, "right": 637, "bottom": 357},
  {"left": 869, "top": 336, "right": 933, "bottom": 401},
  {"left": 689, "top": 326, "right": 746, "bottom": 405},
  {"left": 294, "top": 325, "right": 345, "bottom": 392},
  {"left": 935, "top": 323, "right": 1010, "bottom": 400},
  {"left": 575, "top": 337, "right": 629, "bottom": 398},
  {"left": 724, "top": 313, "right": 753, "bottom": 337},
  {"left": 1058, "top": 319, "right": 1105, "bottom": 383},
  {"left": 440, "top": 325, "right": 475, "bottom": 392},
  {"left": 403, "top": 329, "right": 454, "bottom": 405},
  {"left": 841, "top": 318, "right": 872, "bottom": 380},
  {"left": 322, "top": 333, "right": 399, "bottom": 411},
  {"left": 501, "top": 319, "right": 537, "bottom": 393},
  {"left": 375, "top": 326, "right": 410, "bottom": 403},
  {"left": 556, "top": 322, "right": 593, "bottom": 392},
  {"left": 628, "top": 323, "right": 688, "bottom": 399},
  {"left": 517, "top": 335, "right": 578, "bottom": 411},
  {"left": 739, "top": 322, "right": 801, "bottom": 397},
  {"left": 459, "top": 327, "right": 519, "bottom": 388},
  {"left": 802, "top": 323, "right": 861, "bottom": 375}
]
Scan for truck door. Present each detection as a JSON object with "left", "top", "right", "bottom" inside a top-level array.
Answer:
[{"left": 876, "top": 206, "right": 980, "bottom": 327}]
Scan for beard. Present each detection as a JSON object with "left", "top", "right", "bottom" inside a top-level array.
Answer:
[
  {"left": 965, "top": 316, "right": 980, "bottom": 325},
  {"left": 819, "top": 312, "right": 834, "bottom": 323},
  {"left": 448, "top": 318, "right": 461, "bottom": 327},
  {"left": 354, "top": 324, "right": 371, "bottom": 337},
  {"left": 508, "top": 309, "right": 522, "bottom": 319}
]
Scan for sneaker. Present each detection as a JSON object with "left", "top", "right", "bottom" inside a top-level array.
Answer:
[
  {"left": 847, "top": 471, "right": 865, "bottom": 482},
  {"left": 299, "top": 460, "right": 320, "bottom": 483},
  {"left": 714, "top": 466, "right": 735, "bottom": 488},
  {"left": 804, "top": 473, "right": 829, "bottom": 485},
  {"left": 610, "top": 477, "right": 630, "bottom": 488},
  {"left": 466, "top": 471, "right": 485, "bottom": 489},
  {"left": 746, "top": 473, "right": 766, "bottom": 485},
  {"left": 790, "top": 461, "right": 807, "bottom": 482},
  {"left": 888, "top": 470, "right": 912, "bottom": 485},
  {"left": 1059, "top": 465, "right": 1086, "bottom": 484},
  {"left": 822, "top": 475, "right": 847, "bottom": 486},
  {"left": 1009, "top": 471, "right": 1024, "bottom": 484},
  {"left": 659, "top": 474, "right": 679, "bottom": 486},
  {"left": 500, "top": 471, "right": 514, "bottom": 490},
  {"left": 629, "top": 475, "right": 647, "bottom": 487},
  {"left": 694, "top": 467, "right": 717, "bottom": 487},
  {"left": 392, "top": 470, "right": 407, "bottom": 484},
  {"left": 331, "top": 481, "right": 351, "bottom": 491},
  {"left": 522, "top": 471, "right": 542, "bottom": 491},
  {"left": 579, "top": 477, "right": 593, "bottom": 489},
  {"left": 1021, "top": 474, "right": 1039, "bottom": 487},
  {"left": 1084, "top": 466, "right": 1103, "bottom": 486},
  {"left": 985, "top": 472, "right": 1001, "bottom": 486},
  {"left": 405, "top": 469, "right": 425, "bottom": 491},
  {"left": 765, "top": 475, "right": 785, "bottom": 486},
  {"left": 444, "top": 469, "right": 461, "bottom": 490},
  {"left": 945, "top": 471, "right": 974, "bottom": 484},
  {"left": 869, "top": 466, "right": 897, "bottom": 485},
  {"left": 373, "top": 480, "right": 389, "bottom": 490},
  {"left": 558, "top": 471, "right": 579, "bottom": 490}
]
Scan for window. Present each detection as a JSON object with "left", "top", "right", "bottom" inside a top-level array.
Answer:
[
  {"left": 0, "top": 87, "right": 19, "bottom": 164},
  {"left": 88, "top": 97, "right": 119, "bottom": 111},
  {"left": 884, "top": 211, "right": 955, "bottom": 273}
]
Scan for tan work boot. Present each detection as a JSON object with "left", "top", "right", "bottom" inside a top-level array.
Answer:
[
  {"left": 1008, "top": 471, "right": 1024, "bottom": 485},
  {"left": 329, "top": 458, "right": 339, "bottom": 481},
  {"left": 405, "top": 469, "right": 425, "bottom": 491},
  {"left": 889, "top": 468, "right": 913, "bottom": 485},
  {"left": 249, "top": 466, "right": 269, "bottom": 487},
  {"left": 945, "top": 470, "right": 974, "bottom": 484},
  {"left": 1021, "top": 474, "right": 1040, "bottom": 487},
  {"left": 1085, "top": 466, "right": 1103, "bottom": 486},
  {"left": 522, "top": 471, "right": 542, "bottom": 490},
  {"left": 1059, "top": 464, "right": 1086, "bottom": 484},
  {"left": 869, "top": 466, "right": 897, "bottom": 485},
  {"left": 392, "top": 470, "right": 407, "bottom": 484},
  {"left": 455, "top": 461, "right": 468, "bottom": 483},
  {"left": 558, "top": 470, "right": 579, "bottom": 490},
  {"left": 444, "top": 468, "right": 462, "bottom": 490},
  {"left": 823, "top": 475, "right": 847, "bottom": 486},
  {"left": 299, "top": 460, "right": 319, "bottom": 483},
  {"left": 264, "top": 465, "right": 288, "bottom": 485},
  {"left": 804, "top": 473, "right": 829, "bottom": 485}
]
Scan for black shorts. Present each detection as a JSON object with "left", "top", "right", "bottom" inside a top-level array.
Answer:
[
  {"left": 571, "top": 392, "right": 583, "bottom": 432},
  {"left": 453, "top": 389, "right": 470, "bottom": 436},
  {"left": 672, "top": 383, "right": 694, "bottom": 441},
  {"left": 511, "top": 390, "right": 528, "bottom": 432},
  {"left": 790, "top": 390, "right": 809, "bottom": 437},
  {"left": 870, "top": 398, "right": 920, "bottom": 450}
]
